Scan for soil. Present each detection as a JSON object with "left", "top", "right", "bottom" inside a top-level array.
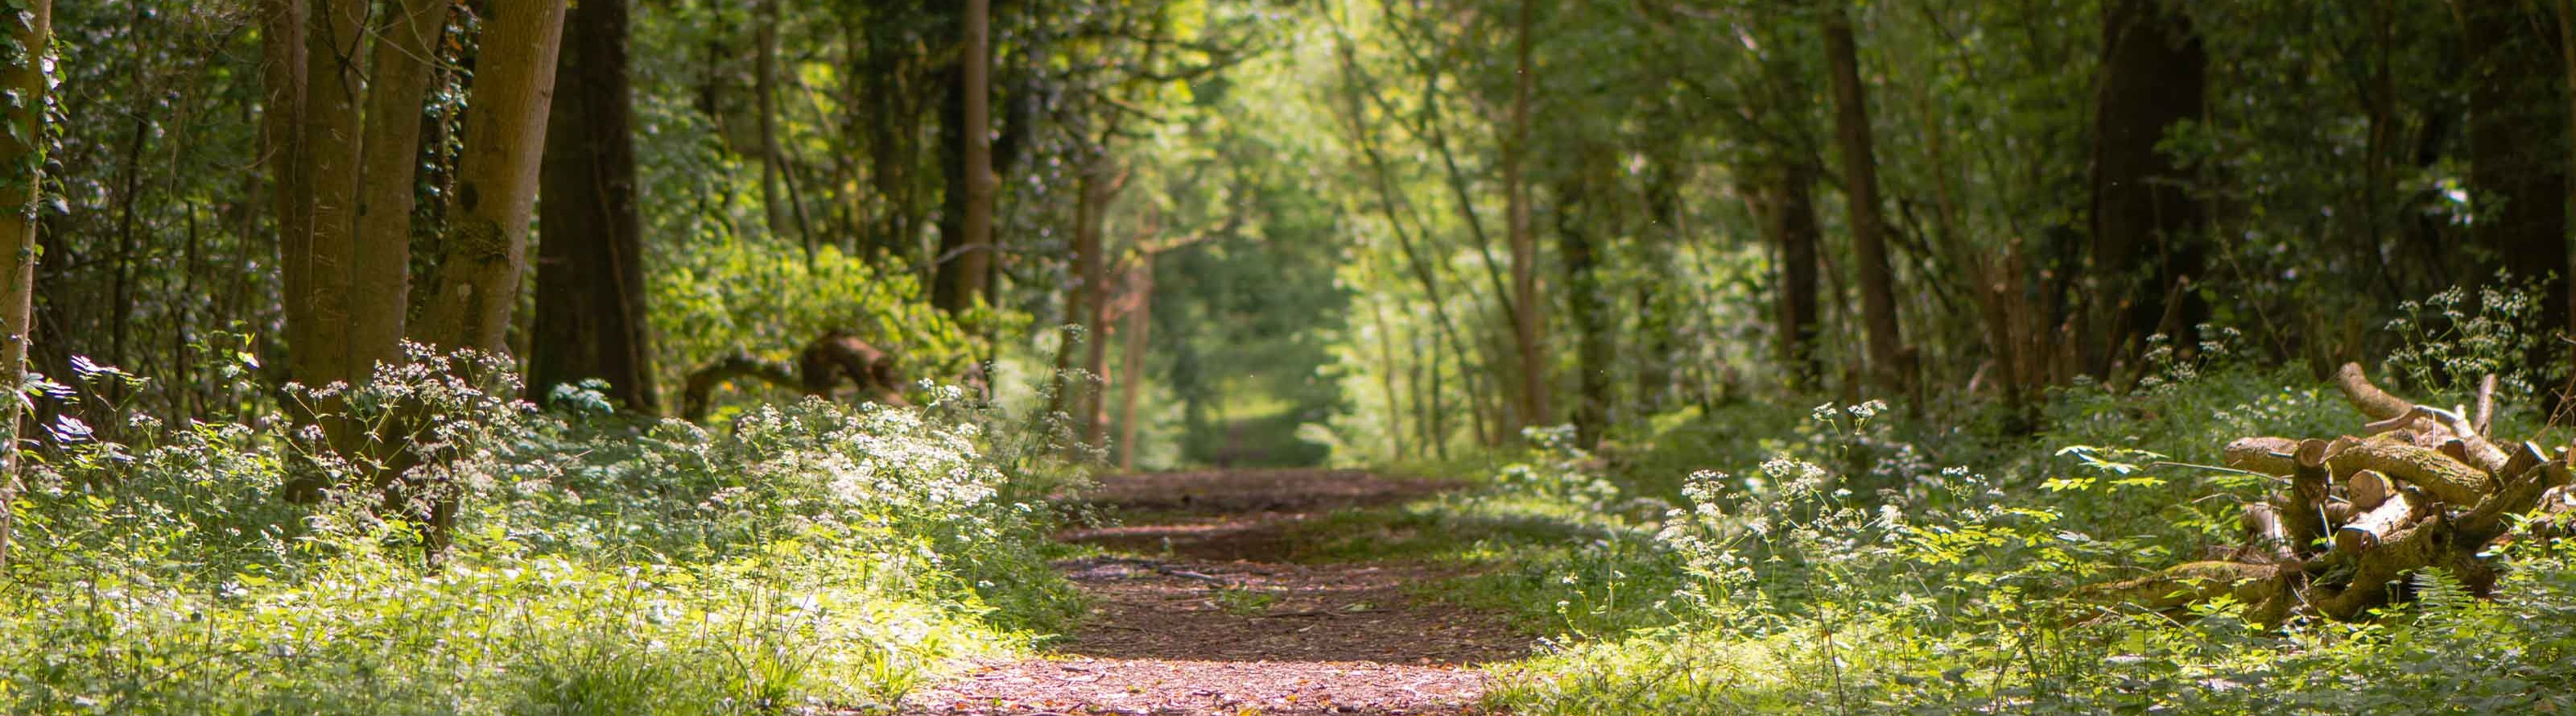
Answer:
[{"left": 900, "top": 469, "right": 1527, "bottom": 715}]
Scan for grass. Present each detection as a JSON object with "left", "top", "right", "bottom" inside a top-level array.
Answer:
[{"left": 1212, "top": 585, "right": 1286, "bottom": 615}]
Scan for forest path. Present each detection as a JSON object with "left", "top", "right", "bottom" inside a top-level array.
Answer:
[{"left": 902, "top": 469, "right": 1525, "bottom": 715}]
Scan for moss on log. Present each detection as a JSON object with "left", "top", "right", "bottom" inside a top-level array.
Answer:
[{"left": 2327, "top": 439, "right": 2493, "bottom": 506}]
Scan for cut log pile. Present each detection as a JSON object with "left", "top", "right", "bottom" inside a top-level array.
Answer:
[{"left": 2083, "top": 362, "right": 2576, "bottom": 624}]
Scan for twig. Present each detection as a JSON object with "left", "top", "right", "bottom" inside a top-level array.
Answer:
[
  {"left": 1157, "top": 567, "right": 1224, "bottom": 583},
  {"left": 2475, "top": 373, "right": 2498, "bottom": 437},
  {"left": 1252, "top": 608, "right": 1387, "bottom": 619}
]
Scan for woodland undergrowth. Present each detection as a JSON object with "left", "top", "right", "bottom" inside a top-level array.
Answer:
[
  {"left": 0, "top": 347, "right": 1087, "bottom": 715},
  {"left": 1388, "top": 288, "right": 2576, "bottom": 714}
]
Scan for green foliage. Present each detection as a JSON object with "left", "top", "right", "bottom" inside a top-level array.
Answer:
[
  {"left": 650, "top": 240, "right": 993, "bottom": 420},
  {"left": 0, "top": 355, "right": 1080, "bottom": 714},
  {"left": 1434, "top": 358, "right": 2576, "bottom": 714},
  {"left": 2381, "top": 273, "right": 2557, "bottom": 403}
]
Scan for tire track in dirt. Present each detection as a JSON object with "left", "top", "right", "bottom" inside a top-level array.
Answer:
[{"left": 902, "top": 469, "right": 1525, "bottom": 715}]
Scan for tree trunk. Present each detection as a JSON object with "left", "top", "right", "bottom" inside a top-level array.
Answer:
[
  {"left": 0, "top": 0, "right": 48, "bottom": 572},
  {"left": 108, "top": 5, "right": 151, "bottom": 387},
  {"left": 753, "top": 0, "right": 797, "bottom": 254},
  {"left": 934, "top": 0, "right": 995, "bottom": 313},
  {"left": 1637, "top": 155, "right": 1683, "bottom": 415},
  {"left": 415, "top": 0, "right": 568, "bottom": 354},
  {"left": 1075, "top": 164, "right": 1124, "bottom": 446},
  {"left": 864, "top": 34, "right": 916, "bottom": 264},
  {"left": 2468, "top": 0, "right": 2571, "bottom": 380},
  {"left": 1503, "top": 0, "right": 1547, "bottom": 433},
  {"left": 1554, "top": 162, "right": 1612, "bottom": 449},
  {"left": 1416, "top": 322, "right": 1439, "bottom": 457},
  {"left": 409, "top": 0, "right": 568, "bottom": 557},
  {"left": 2087, "top": 0, "right": 2207, "bottom": 375},
  {"left": 263, "top": 0, "right": 326, "bottom": 503},
  {"left": 1372, "top": 295, "right": 1407, "bottom": 460},
  {"left": 1824, "top": 6, "right": 1908, "bottom": 399},
  {"left": 1050, "top": 159, "right": 1122, "bottom": 442},
  {"left": 262, "top": 0, "right": 309, "bottom": 382},
  {"left": 533, "top": 0, "right": 658, "bottom": 413},
  {"left": 1116, "top": 254, "right": 1154, "bottom": 471},
  {"left": 935, "top": 60, "right": 971, "bottom": 307},
  {"left": 2562, "top": 0, "right": 2576, "bottom": 384},
  {"left": 350, "top": 0, "right": 450, "bottom": 379},
  {"left": 1436, "top": 327, "right": 1459, "bottom": 456},
  {"left": 289, "top": 0, "right": 367, "bottom": 390},
  {"left": 1752, "top": 163, "right": 1826, "bottom": 389}
]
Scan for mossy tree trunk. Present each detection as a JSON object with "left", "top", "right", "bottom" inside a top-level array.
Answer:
[{"left": 415, "top": 0, "right": 568, "bottom": 354}]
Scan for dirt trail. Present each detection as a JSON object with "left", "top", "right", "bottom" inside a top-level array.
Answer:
[{"left": 902, "top": 469, "right": 1526, "bottom": 715}]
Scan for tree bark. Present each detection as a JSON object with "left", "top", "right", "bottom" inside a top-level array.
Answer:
[
  {"left": 1418, "top": 321, "right": 1443, "bottom": 458},
  {"left": 2468, "top": 0, "right": 2571, "bottom": 379},
  {"left": 414, "top": 0, "right": 568, "bottom": 354},
  {"left": 289, "top": 0, "right": 368, "bottom": 389},
  {"left": 262, "top": 0, "right": 310, "bottom": 382},
  {"left": 405, "top": 0, "right": 565, "bottom": 558},
  {"left": 2087, "top": 0, "right": 2207, "bottom": 375},
  {"left": 934, "top": 0, "right": 996, "bottom": 313},
  {"left": 1554, "top": 159, "right": 1612, "bottom": 449},
  {"left": 1075, "top": 165, "right": 1125, "bottom": 446},
  {"left": 1823, "top": 5, "right": 1907, "bottom": 399},
  {"left": 1503, "top": 0, "right": 1547, "bottom": 433},
  {"left": 350, "top": 0, "right": 450, "bottom": 379},
  {"left": 534, "top": 0, "right": 659, "bottom": 413},
  {"left": 753, "top": 0, "right": 797, "bottom": 253},
  {"left": 1752, "top": 163, "right": 1826, "bottom": 388},
  {"left": 1371, "top": 295, "right": 1408, "bottom": 460},
  {"left": 2564, "top": 0, "right": 2576, "bottom": 383},
  {"left": 1637, "top": 155, "right": 1683, "bottom": 415},
  {"left": 1050, "top": 159, "right": 1124, "bottom": 443},
  {"left": 0, "top": 0, "right": 48, "bottom": 572},
  {"left": 1117, "top": 255, "right": 1154, "bottom": 470}
]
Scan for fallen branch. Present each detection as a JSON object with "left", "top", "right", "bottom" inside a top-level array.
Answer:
[
  {"left": 798, "top": 330, "right": 911, "bottom": 408},
  {"left": 2333, "top": 362, "right": 2413, "bottom": 421},
  {"left": 2325, "top": 439, "right": 2493, "bottom": 506},
  {"left": 2474, "top": 374, "right": 2498, "bottom": 436},
  {"left": 680, "top": 353, "right": 800, "bottom": 421},
  {"left": 679, "top": 331, "right": 912, "bottom": 422},
  {"left": 2079, "top": 561, "right": 2296, "bottom": 625},
  {"left": 2223, "top": 437, "right": 2301, "bottom": 475}
]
